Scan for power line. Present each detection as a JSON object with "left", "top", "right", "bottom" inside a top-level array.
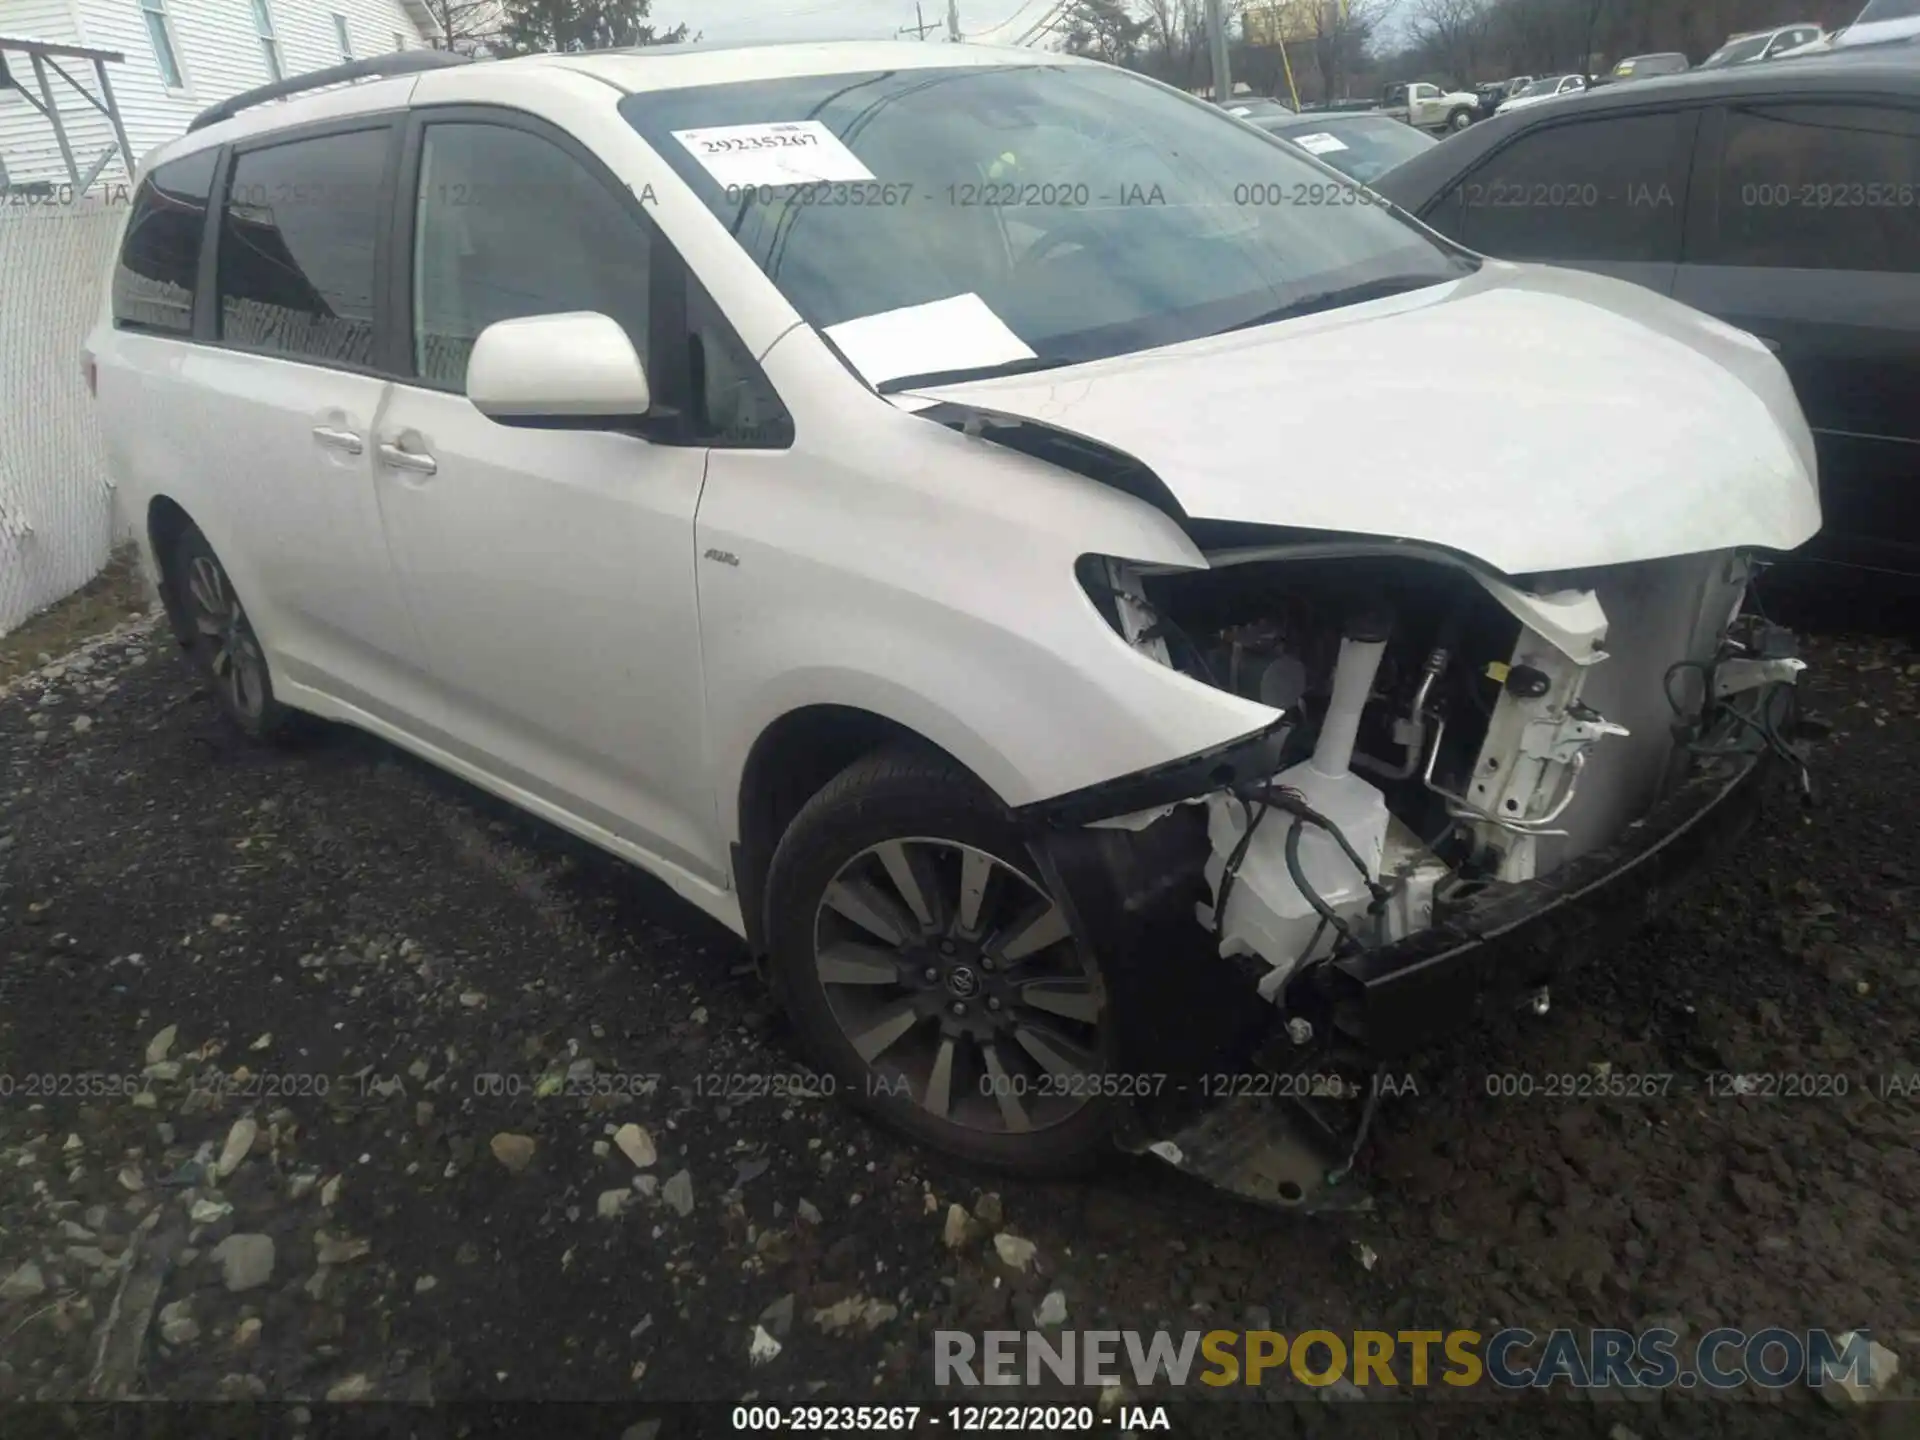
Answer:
[
  {"left": 1014, "top": 0, "right": 1074, "bottom": 45},
  {"left": 968, "top": 0, "right": 1050, "bottom": 40},
  {"left": 898, "top": 1, "right": 941, "bottom": 37}
]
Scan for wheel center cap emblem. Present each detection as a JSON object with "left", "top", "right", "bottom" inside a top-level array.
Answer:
[{"left": 946, "top": 965, "right": 979, "bottom": 998}]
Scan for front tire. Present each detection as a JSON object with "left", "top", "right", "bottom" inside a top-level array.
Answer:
[
  {"left": 1448, "top": 107, "right": 1474, "bottom": 131},
  {"left": 764, "top": 747, "right": 1117, "bottom": 1175},
  {"left": 169, "top": 524, "right": 297, "bottom": 742}
]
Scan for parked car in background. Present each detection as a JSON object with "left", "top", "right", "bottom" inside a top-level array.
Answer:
[
  {"left": 1496, "top": 73, "right": 1588, "bottom": 113},
  {"left": 1244, "top": 109, "right": 1438, "bottom": 182},
  {"left": 1381, "top": 80, "right": 1483, "bottom": 131},
  {"left": 1596, "top": 52, "right": 1691, "bottom": 84},
  {"left": 1473, "top": 75, "right": 1533, "bottom": 117},
  {"left": 1832, "top": 0, "right": 1920, "bottom": 49},
  {"left": 1372, "top": 48, "right": 1920, "bottom": 586},
  {"left": 1699, "top": 24, "right": 1827, "bottom": 67},
  {"left": 89, "top": 41, "right": 1819, "bottom": 1199},
  {"left": 1220, "top": 96, "right": 1298, "bottom": 120}
]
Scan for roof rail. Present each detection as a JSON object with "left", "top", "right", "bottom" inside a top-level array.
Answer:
[{"left": 187, "top": 49, "right": 473, "bottom": 133}]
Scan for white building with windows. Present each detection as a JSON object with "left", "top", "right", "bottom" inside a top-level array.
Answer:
[{"left": 0, "top": 0, "right": 441, "bottom": 189}]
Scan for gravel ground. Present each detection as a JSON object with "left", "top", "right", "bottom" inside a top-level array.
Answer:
[{"left": 0, "top": 605, "right": 1914, "bottom": 1432}]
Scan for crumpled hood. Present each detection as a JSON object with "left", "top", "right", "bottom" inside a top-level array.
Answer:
[{"left": 904, "top": 262, "right": 1821, "bottom": 576}]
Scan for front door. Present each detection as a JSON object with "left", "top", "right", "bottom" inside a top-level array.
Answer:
[
  {"left": 1424, "top": 108, "right": 1698, "bottom": 295},
  {"left": 1674, "top": 99, "right": 1920, "bottom": 579},
  {"left": 370, "top": 111, "right": 723, "bottom": 885}
]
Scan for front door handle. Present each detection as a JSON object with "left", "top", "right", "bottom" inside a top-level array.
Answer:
[
  {"left": 377, "top": 442, "right": 438, "bottom": 476},
  {"left": 312, "top": 425, "right": 364, "bottom": 455}
]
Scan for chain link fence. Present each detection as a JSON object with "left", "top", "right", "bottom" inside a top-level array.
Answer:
[{"left": 0, "top": 194, "right": 131, "bottom": 637}]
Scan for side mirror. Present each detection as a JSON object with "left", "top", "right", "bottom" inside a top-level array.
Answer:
[{"left": 466, "top": 311, "right": 651, "bottom": 430}]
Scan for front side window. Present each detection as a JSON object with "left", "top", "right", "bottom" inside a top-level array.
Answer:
[
  {"left": 333, "top": 13, "right": 354, "bottom": 61},
  {"left": 112, "top": 149, "right": 216, "bottom": 334},
  {"left": 216, "top": 129, "right": 388, "bottom": 366},
  {"left": 1444, "top": 112, "right": 1690, "bottom": 263},
  {"left": 251, "top": 0, "right": 282, "bottom": 81},
  {"left": 411, "top": 123, "right": 653, "bottom": 392},
  {"left": 620, "top": 65, "right": 1470, "bottom": 386},
  {"left": 141, "top": 0, "right": 185, "bottom": 90},
  {"left": 1699, "top": 103, "right": 1920, "bottom": 272}
]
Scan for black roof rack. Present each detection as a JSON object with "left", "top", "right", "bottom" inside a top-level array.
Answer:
[{"left": 187, "top": 49, "right": 473, "bottom": 133}]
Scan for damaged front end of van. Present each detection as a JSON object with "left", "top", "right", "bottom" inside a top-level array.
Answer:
[{"left": 903, "top": 268, "right": 1824, "bottom": 1210}]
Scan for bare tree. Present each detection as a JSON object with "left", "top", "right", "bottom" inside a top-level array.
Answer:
[
  {"left": 1062, "top": 0, "right": 1148, "bottom": 62},
  {"left": 1406, "top": 0, "right": 1490, "bottom": 83},
  {"left": 422, "top": 0, "right": 506, "bottom": 53},
  {"left": 1305, "top": 0, "right": 1392, "bottom": 102}
]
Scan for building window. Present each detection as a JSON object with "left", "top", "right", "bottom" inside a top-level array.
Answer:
[
  {"left": 333, "top": 13, "right": 354, "bottom": 61},
  {"left": 140, "top": 0, "right": 186, "bottom": 90},
  {"left": 251, "top": 0, "right": 282, "bottom": 81},
  {"left": 393, "top": 31, "right": 406, "bottom": 51}
]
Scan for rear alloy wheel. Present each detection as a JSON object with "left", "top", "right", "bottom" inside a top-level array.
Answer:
[
  {"left": 765, "top": 748, "right": 1117, "bottom": 1174},
  {"left": 171, "top": 525, "right": 296, "bottom": 741}
]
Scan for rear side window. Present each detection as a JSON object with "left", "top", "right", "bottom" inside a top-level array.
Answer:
[
  {"left": 1441, "top": 112, "right": 1690, "bottom": 263},
  {"left": 112, "top": 150, "right": 216, "bottom": 335},
  {"left": 216, "top": 128, "right": 389, "bottom": 367},
  {"left": 1696, "top": 103, "right": 1920, "bottom": 273}
]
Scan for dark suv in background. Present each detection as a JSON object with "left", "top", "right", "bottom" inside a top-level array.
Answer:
[{"left": 1374, "top": 48, "right": 1920, "bottom": 596}]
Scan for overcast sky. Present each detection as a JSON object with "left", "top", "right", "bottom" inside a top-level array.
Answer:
[
  {"left": 649, "top": 0, "right": 1410, "bottom": 54},
  {"left": 651, "top": 0, "right": 1050, "bottom": 46}
]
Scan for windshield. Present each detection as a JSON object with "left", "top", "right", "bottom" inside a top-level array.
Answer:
[
  {"left": 1259, "top": 116, "right": 1436, "bottom": 182},
  {"left": 1511, "top": 76, "right": 1563, "bottom": 97},
  {"left": 1701, "top": 35, "right": 1772, "bottom": 65},
  {"left": 621, "top": 65, "right": 1469, "bottom": 385},
  {"left": 1856, "top": 0, "right": 1920, "bottom": 19}
]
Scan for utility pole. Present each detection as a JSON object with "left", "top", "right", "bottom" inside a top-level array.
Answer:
[
  {"left": 1206, "top": 0, "right": 1232, "bottom": 100},
  {"left": 898, "top": 1, "right": 940, "bottom": 37},
  {"left": 947, "top": 0, "right": 961, "bottom": 42}
]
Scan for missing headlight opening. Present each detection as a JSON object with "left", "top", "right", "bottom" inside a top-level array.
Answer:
[{"left": 1069, "top": 545, "right": 1808, "bottom": 1050}]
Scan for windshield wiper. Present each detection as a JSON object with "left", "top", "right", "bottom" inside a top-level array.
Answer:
[
  {"left": 876, "top": 354, "right": 1073, "bottom": 395},
  {"left": 1217, "top": 272, "right": 1463, "bottom": 335}
]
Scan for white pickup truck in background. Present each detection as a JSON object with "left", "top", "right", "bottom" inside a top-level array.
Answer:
[{"left": 1380, "top": 81, "right": 1483, "bottom": 132}]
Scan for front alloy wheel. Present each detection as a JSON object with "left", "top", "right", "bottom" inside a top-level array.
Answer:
[
  {"left": 765, "top": 747, "right": 1119, "bottom": 1174},
  {"left": 814, "top": 837, "right": 1105, "bottom": 1137}
]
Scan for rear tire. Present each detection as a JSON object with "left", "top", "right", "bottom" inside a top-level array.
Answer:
[
  {"left": 168, "top": 524, "right": 298, "bottom": 743},
  {"left": 764, "top": 746, "right": 1117, "bottom": 1176}
]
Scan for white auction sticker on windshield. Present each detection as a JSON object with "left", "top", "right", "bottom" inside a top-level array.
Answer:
[
  {"left": 671, "top": 121, "right": 876, "bottom": 188},
  {"left": 1293, "top": 132, "right": 1350, "bottom": 155},
  {"left": 823, "top": 294, "right": 1035, "bottom": 390}
]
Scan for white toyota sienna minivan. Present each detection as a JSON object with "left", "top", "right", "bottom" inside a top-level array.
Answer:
[{"left": 87, "top": 41, "right": 1820, "bottom": 1207}]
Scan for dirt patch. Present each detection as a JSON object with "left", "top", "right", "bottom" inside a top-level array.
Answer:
[
  {"left": 0, "top": 548, "right": 153, "bottom": 690},
  {"left": 0, "top": 621, "right": 1914, "bottom": 1424}
]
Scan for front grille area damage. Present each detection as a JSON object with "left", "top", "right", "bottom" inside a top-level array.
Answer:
[
  {"left": 1071, "top": 544, "right": 1772, "bottom": 1014},
  {"left": 1030, "top": 540, "right": 1803, "bottom": 1210}
]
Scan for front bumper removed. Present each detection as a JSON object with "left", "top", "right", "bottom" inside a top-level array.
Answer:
[{"left": 1021, "top": 744, "right": 1773, "bottom": 1211}]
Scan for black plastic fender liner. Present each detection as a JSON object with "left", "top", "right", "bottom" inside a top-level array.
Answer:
[
  {"left": 1022, "top": 806, "right": 1270, "bottom": 1106},
  {"left": 1014, "top": 716, "right": 1291, "bottom": 830}
]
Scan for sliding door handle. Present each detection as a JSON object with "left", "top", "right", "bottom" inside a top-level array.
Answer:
[
  {"left": 311, "top": 425, "right": 364, "bottom": 455},
  {"left": 377, "top": 441, "right": 438, "bottom": 476}
]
